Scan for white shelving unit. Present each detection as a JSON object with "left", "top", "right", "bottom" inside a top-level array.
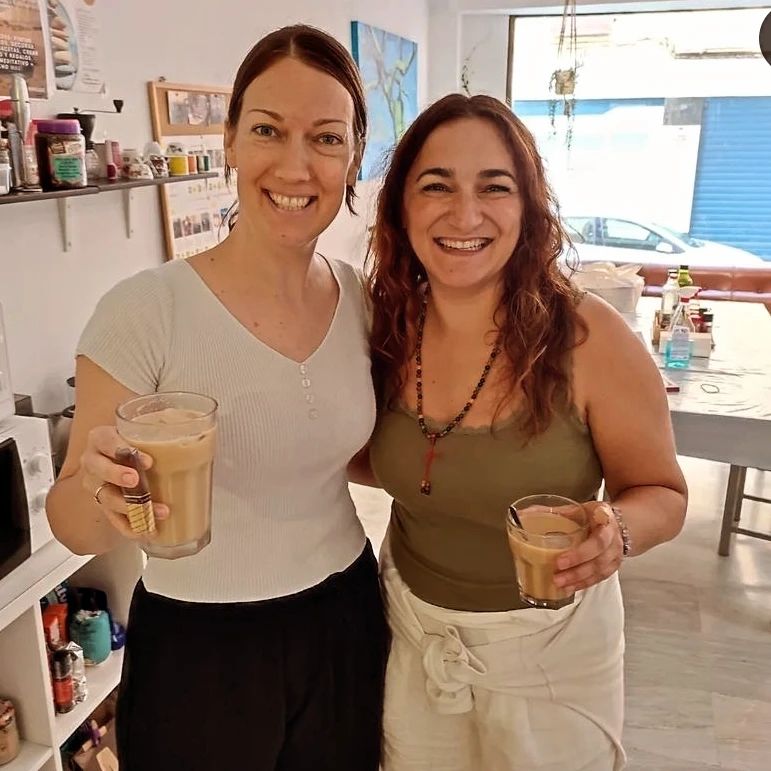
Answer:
[
  {"left": 3, "top": 741, "right": 52, "bottom": 771},
  {"left": 0, "top": 540, "right": 142, "bottom": 771}
]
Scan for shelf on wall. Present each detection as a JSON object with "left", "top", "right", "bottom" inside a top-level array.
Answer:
[
  {"left": 0, "top": 173, "right": 216, "bottom": 205},
  {"left": 0, "top": 172, "right": 218, "bottom": 250},
  {"left": 0, "top": 540, "right": 92, "bottom": 633},
  {"left": 0, "top": 187, "right": 98, "bottom": 205},
  {"left": 93, "top": 172, "right": 216, "bottom": 192},
  {"left": 54, "top": 648, "right": 123, "bottom": 744},
  {"left": 2, "top": 741, "right": 53, "bottom": 771}
]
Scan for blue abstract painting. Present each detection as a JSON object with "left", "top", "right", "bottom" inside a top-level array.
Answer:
[{"left": 351, "top": 21, "right": 418, "bottom": 180}]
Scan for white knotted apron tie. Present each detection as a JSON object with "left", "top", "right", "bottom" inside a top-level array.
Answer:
[
  {"left": 389, "top": 583, "right": 488, "bottom": 715},
  {"left": 421, "top": 623, "right": 487, "bottom": 714}
]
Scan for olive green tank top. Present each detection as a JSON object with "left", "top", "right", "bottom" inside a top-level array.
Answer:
[{"left": 369, "top": 405, "right": 603, "bottom": 612}]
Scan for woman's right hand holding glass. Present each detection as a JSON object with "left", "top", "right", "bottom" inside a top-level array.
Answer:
[{"left": 79, "top": 425, "right": 169, "bottom": 540}]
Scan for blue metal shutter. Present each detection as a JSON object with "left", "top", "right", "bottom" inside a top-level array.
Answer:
[
  {"left": 513, "top": 98, "right": 663, "bottom": 118},
  {"left": 690, "top": 97, "right": 771, "bottom": 261}
]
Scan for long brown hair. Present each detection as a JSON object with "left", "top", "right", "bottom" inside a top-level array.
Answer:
[
  {"left": 225, "top": 24, "right": 367, "bottom": 214},
  {"left": 366, "top": 93, "right": 584, "bottom": 438}
]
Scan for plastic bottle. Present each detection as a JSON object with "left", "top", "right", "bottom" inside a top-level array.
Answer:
[
  {"left": 677, "top": 264, "right": 693, "bottom": 289},
  {"left": 665, "top": 300, "right": 695, "bottom": 369},
  {"left": 660, "top": 269, "right": 680, "bottom": 316}
]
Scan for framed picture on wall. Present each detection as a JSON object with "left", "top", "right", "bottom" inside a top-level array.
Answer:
[
  {"left": 148, "top": 80, "right": 236, "bottom": 261},
  {"left": 350, "top": 21, "right": 418, "bottom": 180},
  {"left": 148, "top": 80, "right": 231, "bottom": 138}
]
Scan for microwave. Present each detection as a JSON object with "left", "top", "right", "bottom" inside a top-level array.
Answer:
[{"left": 0, "top": 414, "right": 55, "bottom": 581}]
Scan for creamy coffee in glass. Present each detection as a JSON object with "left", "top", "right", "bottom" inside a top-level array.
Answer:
[
  {"left": 116, "top": 392, "right": 217, "bottom": 559},
  {"left": 506, "top": 494, "right": 589, "bottom": 609}
]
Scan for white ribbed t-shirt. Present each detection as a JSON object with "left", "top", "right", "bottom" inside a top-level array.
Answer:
[{"left": 77, "top": 257, "right": 374, "bottom": 603}]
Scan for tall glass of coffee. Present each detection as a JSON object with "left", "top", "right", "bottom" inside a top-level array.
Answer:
[
  {"left": 116, "top": 392, "right": 217, "bottom": 559},
  {"left": 506, "top": 494, "right": 589, "bottom": 609}
]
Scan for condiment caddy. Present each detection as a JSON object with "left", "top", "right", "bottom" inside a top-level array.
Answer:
[{"left": 652, "top": 278, "right": 715, "bottom": 359}]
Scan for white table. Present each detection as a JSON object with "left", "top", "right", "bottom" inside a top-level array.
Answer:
[{"left": 623, "top": 298, "right": 771, "bottom": 554}]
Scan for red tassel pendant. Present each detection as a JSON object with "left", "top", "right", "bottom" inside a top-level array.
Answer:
[
  {"left": 420, "top": 435, "right": 438, "bottom": 495},
  {"left": 413, "top": 288, "right": 501, "bottom": 498}
]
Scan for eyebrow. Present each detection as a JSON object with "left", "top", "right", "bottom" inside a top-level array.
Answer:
[
  {"left": 416, "top": 167, "right": 517, "bottom": 182},
  {"left": 246, "top": 108, "right": 347, "bottom": 127}
]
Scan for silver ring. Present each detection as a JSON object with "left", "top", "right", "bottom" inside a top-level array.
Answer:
[{"left": 93, "top": 483, "right": 111, "bottom": 505}]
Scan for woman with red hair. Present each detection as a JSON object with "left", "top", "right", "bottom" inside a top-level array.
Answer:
[{"left": 362, "top": 94, "right": 687, "bottom": 770}]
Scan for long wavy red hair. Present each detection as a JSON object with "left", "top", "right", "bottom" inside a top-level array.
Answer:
[{"left": 366, "top": 93, "right": 585, "bottom": 438}]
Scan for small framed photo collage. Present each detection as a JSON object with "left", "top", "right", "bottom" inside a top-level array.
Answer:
[{"left": 148, "top": 80, "right": 236, "bottom": 260}]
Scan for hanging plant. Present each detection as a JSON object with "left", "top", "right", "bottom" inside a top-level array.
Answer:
[
  {"left": 548, "top": 0, "right": 579, "bottom": 149},
  {"left": 460, "top": 43, "right": 481, "bottom": 97},
  {"left": 552, "top": 68, "right": 576, "bottom": 96},
  {"left": 461, "top": 59, "right": 472, "bottom": 96}
]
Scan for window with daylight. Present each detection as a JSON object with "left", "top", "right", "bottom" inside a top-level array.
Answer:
[{"left": 509, "top": 7, "right": 771, "bottom": 270}]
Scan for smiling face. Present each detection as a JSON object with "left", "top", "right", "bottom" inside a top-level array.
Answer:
[
  {"left": 403, "top": 117, "right": 523, "bottom": 294},
  {"left": 225, "top": 56, "right": 360, "bottom": 253}
]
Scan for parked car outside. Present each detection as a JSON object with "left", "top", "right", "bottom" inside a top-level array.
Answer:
[{"left": 563, "top": 215, "right": 764, "bottom": 269}]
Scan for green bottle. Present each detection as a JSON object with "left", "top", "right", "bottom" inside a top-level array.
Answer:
[{"left": 677, "top": 265, "right": 693, "bottom": 288}]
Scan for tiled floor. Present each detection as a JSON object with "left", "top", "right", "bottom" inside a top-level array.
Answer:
[{"left": 350, "top": 457, "right": 771, "bottom": 771}]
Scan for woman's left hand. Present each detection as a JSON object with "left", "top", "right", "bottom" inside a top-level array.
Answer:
[{"left": 552, "top": 502, "right": 624, "bottom": 593}]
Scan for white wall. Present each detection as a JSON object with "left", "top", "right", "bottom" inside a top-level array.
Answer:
[
  {"left": 0, "top": 0, "right": 428, "bottom": 413},
  {"left": 430, "top": 0, "right": 771, "bottom": 103},
  {"left": 459, "top": 13, "right": 509, "bottom": 100}
]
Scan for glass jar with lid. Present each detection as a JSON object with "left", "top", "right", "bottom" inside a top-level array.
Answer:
[
  {"left": 0, "top": 698, "right": 20, "bottom": 765},
  {"left": 34, "top": 119, "right": 87, "bottom": 190}
]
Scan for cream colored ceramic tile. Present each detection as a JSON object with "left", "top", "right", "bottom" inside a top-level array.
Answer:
[
  {"left": 621, "top": 577, "right": 703, "bottom": 633},
  {"left": 698, "top": 585, "right": 771, "bottom": 643},
  {"left": 626, "top": 685, "right": 714, "bottom": 730},
  {"left": 713, "top": 693, "right": 771, "bottom": 771},
  {"left": 625, "top": 627, "right": 711, "bottom": 691},
  {"left": 624, "top": 685, "right": 719, "bottom": 766},
  {"left": 626, "top": 626, "right": 771, "bottom": 703},
  {"left": 625, "top": 748, "right": 733, "bottom": 770}
]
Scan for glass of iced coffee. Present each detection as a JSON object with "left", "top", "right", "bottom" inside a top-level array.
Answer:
[
  {"left": 506, "top": 494, "right": 589, "bottom": 609},
  {"left": 116, "top": 392, "right": 217, "bottom": 559}
]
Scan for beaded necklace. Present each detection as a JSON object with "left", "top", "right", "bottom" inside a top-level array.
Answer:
[{"left": 415, "top": 290, "right": 501, "bottom": 495}]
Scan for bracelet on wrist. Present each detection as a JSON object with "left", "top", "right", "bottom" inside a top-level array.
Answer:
[{"left": 611, "top": 506, "right": 632, "bottom": 557}]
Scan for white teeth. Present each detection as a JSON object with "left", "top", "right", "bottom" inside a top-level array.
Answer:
[
  {"left": 437, "top": 238, "right": 490, "bottom": 251},
  {"left": 268, "top": 192, "right": 312, "bottom": 211}
]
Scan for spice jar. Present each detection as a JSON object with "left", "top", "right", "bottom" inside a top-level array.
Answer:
[
  {"left": 34, "top": 119, "right": 87, "bottom": 191},
  {"left": 70, "top": 610, "right": 111, "bottom": 665},
  {"left": 0, "top": 699, "right": 20, "bottom": 765},
  {"left": 52, "top": 648, "right": 75, "bottom": 714}
]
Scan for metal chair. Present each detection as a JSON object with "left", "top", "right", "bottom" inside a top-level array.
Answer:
[{"left": 718, "top": 466, "right": 771, "bottom": 555}]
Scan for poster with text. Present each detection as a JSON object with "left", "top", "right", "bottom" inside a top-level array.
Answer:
[
  {"left": 163, "top": 134, "right": 235, "bottom": 260},
  {"left": 0, "top": 0, "right": 49, "bottom": 98},
  {"left": 48, "top": 0, "right": 104, "bottom": 93}
]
